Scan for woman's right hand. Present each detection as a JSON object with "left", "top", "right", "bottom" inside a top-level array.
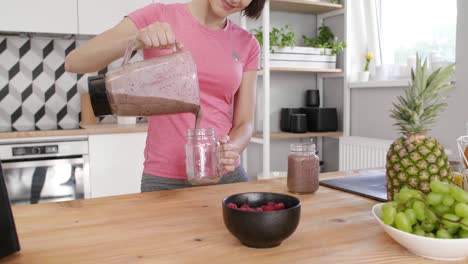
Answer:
[{"left": 135, "top": 22, "right": 184, "bottom": 50}]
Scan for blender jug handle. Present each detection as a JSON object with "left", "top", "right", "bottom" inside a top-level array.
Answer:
[
  {"left": 121, "top": 40, "right": 182, "bottom": 67},
  {"left": 121, "top": 41, "right": 138, "bottom": 67}
]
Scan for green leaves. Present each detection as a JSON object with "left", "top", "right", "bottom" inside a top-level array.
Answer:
[
  {"left": 252, "top": 24, "right": 346, "bottom": 55},
  {"left": 277, "top": 25, "right": 296, "bottom": 48},
  {"left": 302, "top": 25, "right": 346, "bottom": 55},
  {"left": 253, "top": 28, "right": 263, "bottom": 46},
  {"left": 252, "top": 25, "right": 296, "bottom": 51},
  {"left": 390, "top": 54, "right": 455, "bottom": 136}
]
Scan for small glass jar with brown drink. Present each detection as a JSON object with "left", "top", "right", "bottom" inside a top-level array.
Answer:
[{"left": 287, "top": 143, "right": 320, "bottom": 194}]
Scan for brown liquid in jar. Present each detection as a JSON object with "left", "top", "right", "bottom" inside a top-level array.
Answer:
[{"left": 287, "top": 154, "right": 320, "bottom": 194}]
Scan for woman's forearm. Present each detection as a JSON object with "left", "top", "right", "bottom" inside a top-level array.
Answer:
[
  {"left": 228, "top": 71, "right": 257, "bottom": 154},
  {"left": 229, "top": 121, "right": 254, "bottom": 153},
  {"left": 65, "top": 18, "right": 138, "bottom": 74}
]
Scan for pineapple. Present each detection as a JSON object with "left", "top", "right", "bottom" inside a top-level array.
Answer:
[{"left": 386, "top": 55, "right": 455, "bottom": 200}]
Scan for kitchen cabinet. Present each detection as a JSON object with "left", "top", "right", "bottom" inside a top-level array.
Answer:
[
  {"left": 0, "top": 0, "right": 78, "bottom": 34},
  {"left": 78, "top": 0, "right": 152, "bottom": 35},
  {"left": 88, "top": 132, "right": 146, "bottom": 198}
]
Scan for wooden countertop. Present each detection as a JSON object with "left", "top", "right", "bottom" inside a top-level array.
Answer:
[
  {"left": 0, "top": 123, "right": 148, "bottom": 140},
  {"left": 0, "top": 170, "right": 450, "bottom": 264}
]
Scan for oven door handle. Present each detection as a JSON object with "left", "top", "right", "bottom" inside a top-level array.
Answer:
[{"left": 1, "top": 158, "right": 84, "bottom": 169}]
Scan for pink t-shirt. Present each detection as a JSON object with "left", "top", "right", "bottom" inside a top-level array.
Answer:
[{"left": 128, "top": 3, "right": 260, "bottom": 179}]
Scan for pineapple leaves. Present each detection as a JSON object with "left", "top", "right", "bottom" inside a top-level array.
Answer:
[{"left": 390, "top": 54, "right": 455, "bottom": 136}]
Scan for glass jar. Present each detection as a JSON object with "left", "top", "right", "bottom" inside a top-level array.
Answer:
[
  {"left": 287, "top": 143, "right": 320, "bottom": 194},
  {"left": 185, "top": 128, "right": 221, "bottom": 185}
]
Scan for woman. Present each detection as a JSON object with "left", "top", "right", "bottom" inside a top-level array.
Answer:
[{"left": 65, "top": 0, "right": 265, "bottom": 191}]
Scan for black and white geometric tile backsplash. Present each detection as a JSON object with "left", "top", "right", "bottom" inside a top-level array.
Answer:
[{"left": 0, "top": 34, "right": 143, "bottom": 132}]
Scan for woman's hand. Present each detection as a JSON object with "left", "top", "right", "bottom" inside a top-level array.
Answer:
[
  {"left": 219, "top": 135, "right": 240, "bottom": 173},
  {"left": 135, "top": 22, "right": 184, "bottom": 50}
]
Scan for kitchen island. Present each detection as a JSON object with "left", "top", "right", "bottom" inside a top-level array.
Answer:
[{"left": 0, "top": 171, "right": 453, "bottom": 264}]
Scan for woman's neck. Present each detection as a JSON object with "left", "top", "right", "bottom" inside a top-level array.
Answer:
[{"left": 188, "top": 0, "right": 227, "bottom": 30}]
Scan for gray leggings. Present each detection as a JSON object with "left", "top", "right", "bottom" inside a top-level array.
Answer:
[{"left": 141, "top": 166, "right": 248, "bottom": 192}]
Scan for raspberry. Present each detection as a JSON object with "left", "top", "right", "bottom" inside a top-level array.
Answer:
[
  {"left": 240, "top": 204, "right": 250, "bottom": 209},
  {"left": 262, "top": 205, "right": 275, "bottom": 212},
  {"left": 239, "top": 205, "right": 255, "bottom": 212},
  {"left": 274, "top": 202, "right": 285, "bottom": 210},
  {"left": 230, "top": 201, "right": 286, "bottom": 212},
  {"left": 227, "top": 203, "right": 238, "bottom": 209}
]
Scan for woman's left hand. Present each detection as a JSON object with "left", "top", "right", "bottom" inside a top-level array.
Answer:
[{"left": 219, "top": 135, "right": 239, "bottom": 173}]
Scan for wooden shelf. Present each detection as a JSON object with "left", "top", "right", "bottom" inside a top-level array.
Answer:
[
  {"left": 253, "top": 131, "right": 343, "bottom": 140},
  {"left": 271, "top": 0, "right": 343, "bottom": 14},
  {"left": 270, "top": 67, "right": 342, "bottom": 73},
  {"left": 258, "top": 68, "right": 343, "bottom": 76}
]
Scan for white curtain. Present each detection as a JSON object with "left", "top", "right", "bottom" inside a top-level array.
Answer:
[{"left": 347, "top": 0, "right": 382, "bottom": 80}]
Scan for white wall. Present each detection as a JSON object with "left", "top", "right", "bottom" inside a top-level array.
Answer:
[
  {"left": 456, "top": 0, "right": 468, "bottom": 135},
  {"left": 349, "top": 0, "right": 467, "bottom": 158}
]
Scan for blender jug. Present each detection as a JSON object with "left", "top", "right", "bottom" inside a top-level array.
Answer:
[{"left": 88, "top": 42, "right": 200, "bottom": 117}]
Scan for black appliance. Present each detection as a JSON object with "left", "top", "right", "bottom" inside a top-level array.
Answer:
[
  {"left": 289, "top": 114, "right": 308, "bottom": 133},
  {"left": 0, "top": 138, "right": 89, "bottom": 205},
  {"left": 300, "top": 107, "right": 338, "bottom": 132},
  {"left": 305, "top": 90, "right": 320, "bottom": 107},
  {"left": 280, "top": 108, "right": 302, "bottom": 132},
  {"left": 0, "top": 162, "right": 20, "bottom": 258}
]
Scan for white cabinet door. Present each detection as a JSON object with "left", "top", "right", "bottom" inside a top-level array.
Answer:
[
  {"left": 78, "top": 0, "right": 152, "bottom": 35},
  {"left": 0, "top": 0, "right": 78, "bottom": 34},
  {"left": 88, "top": 133, "right": 146, "bottom": 198}
]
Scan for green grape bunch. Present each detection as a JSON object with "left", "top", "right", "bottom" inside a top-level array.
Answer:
[{"left": 380, "top": 180, "right": 468, "bottom": 239}]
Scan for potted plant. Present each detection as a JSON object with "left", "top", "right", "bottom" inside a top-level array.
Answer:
[
  {"left": 302, "top": 25, "right": 346, "bottom": 55},
  {"left": 301, "top": 25, "right": 346, "bottom": 69},
  {"left": 253, "top": 25, "right": 344, "bottom": 69},
  {"left": 358, "top": 52, "right": 373, "bottom": 82},
  {"left": 253, "top": 25, "right": 296, "bottom": 52}
]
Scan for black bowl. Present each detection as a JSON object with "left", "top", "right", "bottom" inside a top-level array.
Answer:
[{"left": 222, "top": 192, "right": 301, "bottom": 248}]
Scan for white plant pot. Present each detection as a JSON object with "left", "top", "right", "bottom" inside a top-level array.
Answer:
[
  {"left": 358, "top": 71, "right": 370, "bottom": 82},
  {"left": 262, "top": 46, "right": 337, "bottom": 69},
  {"left": 271, "top": 46, "right": 333, "bottom": 55}
]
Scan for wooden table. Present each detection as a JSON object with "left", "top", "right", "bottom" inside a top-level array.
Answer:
[{"left": 0, "top": 170, "right": 458, "bottom": 264}]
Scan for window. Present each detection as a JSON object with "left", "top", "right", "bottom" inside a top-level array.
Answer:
[{"left": 378, "top": 0, "right": 457, "bottom": 65}]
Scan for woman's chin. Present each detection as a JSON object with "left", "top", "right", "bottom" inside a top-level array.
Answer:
[{"left": 214, "top": 7, "right": 232, "bottom": 18}]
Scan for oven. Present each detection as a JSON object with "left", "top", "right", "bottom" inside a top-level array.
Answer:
[{"left": 0, "top": 136, "right": 90, "bottom": 205}]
